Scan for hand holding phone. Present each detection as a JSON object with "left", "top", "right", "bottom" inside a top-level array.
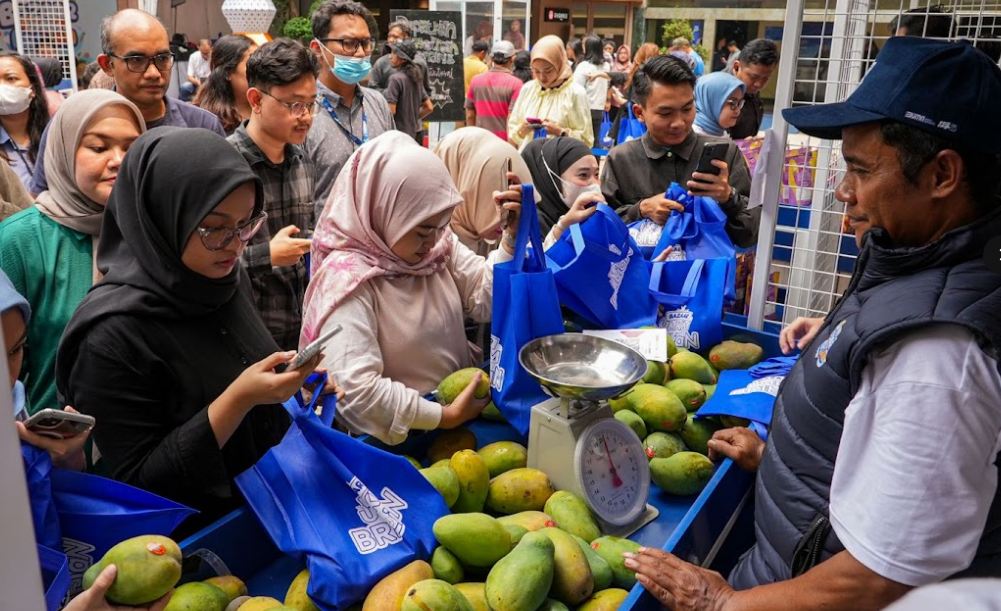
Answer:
[
  {"left": 688, "top": 141, "right": 733, "bottom": 202},
  {"left": 287, "top": 324, "right": 342, "bottom": 371},
  {"left": 693, "top": 142, "right": 729, "bottom": 179},
  {"left": 525, "top": 116, "right": 543, "bottom": 125},
  {"left": 22, "top": 408, "right": 95, "bottom": 439}
]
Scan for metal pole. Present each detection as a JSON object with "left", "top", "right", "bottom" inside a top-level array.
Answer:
[{"left": 745, "top": 0, "right": 805, "bottom": 330}]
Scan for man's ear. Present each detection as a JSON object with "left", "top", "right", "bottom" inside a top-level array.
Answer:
[
  {"left": 927, "top": 149, "right": 965, "bottom": 201},
  {"left": 246, "top": 87, "right": 263, "bottom": 113},
  {"left": 632, "top": 102, "right": 646, "bottom": 125},
  {"left": 97, "top": 54, "right": 113, "bottom": 75}
]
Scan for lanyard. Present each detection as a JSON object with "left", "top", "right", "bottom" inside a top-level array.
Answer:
[
  {"left": 319, "top": 94, "right": 368, "bottom": 147},
  {"left": 9, "top": 141, "right": 33, "bottom": 174}
]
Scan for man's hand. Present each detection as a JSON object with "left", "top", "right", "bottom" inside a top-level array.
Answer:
[
  {"left": 625, "top": 547, "right": 735, "bottom": 611},
  {"left": 639, "top": 194, "right": 685, "bottom": 225},
  {"left": 779, "top": 316, "right": 825, "bottom": 355},
  {"left": 688, "top": 159, "right": 734, "bottom": 203},
  {"left": 270, "top": 225, "right": 311, "bottom": 267},
  {"left": 707, "top": 427, "right": 766, "bottom": 472}
]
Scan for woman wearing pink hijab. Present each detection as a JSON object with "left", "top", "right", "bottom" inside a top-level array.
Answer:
[{"left": 301, "top": 131, "right": 521, "bottom": 445}]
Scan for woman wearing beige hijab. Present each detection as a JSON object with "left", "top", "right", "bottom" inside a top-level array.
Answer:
[
  {"left": 507, "top": 34, "right": 593, "bottom": 150},
  {"left": 0, "top": 89, "right": 144, "bottom": 413},
  {"left": 302, "top": 131, "right": 522, "bottom": 445}
]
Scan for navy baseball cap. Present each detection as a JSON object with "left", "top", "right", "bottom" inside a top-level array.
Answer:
[{"left": 783, "top": 37, "right": 1001, "bottom": 153}]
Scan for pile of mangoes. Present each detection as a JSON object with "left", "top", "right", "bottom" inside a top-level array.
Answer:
[{"left": 608, "top": 339, "right": 764, "bottom": 496}]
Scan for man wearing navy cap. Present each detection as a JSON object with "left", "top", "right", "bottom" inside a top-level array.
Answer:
[{"left": 624, "top": 37, "right": 1001, "bottom": 610}]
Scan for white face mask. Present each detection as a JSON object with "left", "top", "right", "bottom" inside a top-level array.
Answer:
[
  {"left": 562, "top": 182, "right": 601, "bottom": 207},
  {"left": 0, "top": 84, "right": 32, "bottom": 115}
]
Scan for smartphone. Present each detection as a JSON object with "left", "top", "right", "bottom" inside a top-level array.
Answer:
[
  {"left": 23, "top": 409, "right": 95, "bottom": 439},
  {"left": 693, "top": 142, "right": 730, "bottom": 179},
  {"left": 501, "top": 158, "right": 516, "bottom": 230},
  {"left": 525, "top": 117, "right": 543, "bottom": 125},
  {"left": 286, "top": 323, "right": 342, "bottom": 371}
]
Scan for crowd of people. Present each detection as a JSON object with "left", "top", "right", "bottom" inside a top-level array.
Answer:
[{"left": 3, "top": 1, "right": 1001, "bottom": 609}]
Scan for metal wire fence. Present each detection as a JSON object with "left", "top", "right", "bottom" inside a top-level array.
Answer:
[{"left": 12, "top": 0, "right": 77, "bottom": 92}]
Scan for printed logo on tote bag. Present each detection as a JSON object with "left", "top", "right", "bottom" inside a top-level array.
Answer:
[
  {"left": 347, "top": 477, "right": 409, "bottom": 555},
  {"left": 490, "top": 336, "right": 506, "bottom": 391}
]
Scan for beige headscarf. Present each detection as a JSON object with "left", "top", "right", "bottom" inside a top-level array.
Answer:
[
  {"left": 531, "top": 35, "right": 573, "bottom": 87},
  {"left": 35, "top": 89, "right": 146, "bottom": 281},
  {"left": 433, "top": 127, "right": 534, "bottom": 256}
]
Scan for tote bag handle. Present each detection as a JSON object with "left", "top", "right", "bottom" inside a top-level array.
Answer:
[
  {"left": 649, "top": 259, "right": 705, "bottom": 309},
  {"left": 283, "top": 372, "right": 338, "bottom": 428},
  {"left": 511, "top": 185, "right": 547, "bottom": 273}
]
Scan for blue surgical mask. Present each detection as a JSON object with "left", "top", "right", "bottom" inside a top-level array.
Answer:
[{"left": 316, "top": 40, "right": 372, "bottom": 85}]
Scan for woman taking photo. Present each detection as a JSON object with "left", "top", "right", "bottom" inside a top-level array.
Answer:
[
  {"left": 385, "top": 39, "right": 433, "bottom": 144},
  {"left": 302, "top": 131, "right": 521, "bottom": 446},
  {"left": 0, "top": 52, "right": 49, "bottom": 192},
  {"left": 507, "top": 35, "right": 592, "bottom": 150},
  {"left": 0, "top": 89, "right": 145, "bottom": 414},
  {"left": 194, "top": 35, "right": 258, "bottom": 134},
  {"left": 573, "top": 35, "right": 611, "bottom": 147},
  {"left": 57, "top": 128, "right": 320, "bottom": 518}
]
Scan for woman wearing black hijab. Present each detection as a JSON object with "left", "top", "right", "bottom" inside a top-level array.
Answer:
[
  {"left": 521, "top": 136, "right": 602, "bottom": 236},
  {"left": 57, "top": 128, "right": 321, "bottom": 520}
]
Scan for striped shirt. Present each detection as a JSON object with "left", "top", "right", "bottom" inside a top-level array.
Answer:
[{"left": 465, "top": 68, "right": 524, "bottom": 141}]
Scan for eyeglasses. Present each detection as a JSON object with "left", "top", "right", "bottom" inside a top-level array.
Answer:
[
  {"left": 260, "top": 91, "right": 319, "bottom": 117},
  {"left": 318, "top": 37, "right": 376, "bottom": 54},
  {"left": 109, "top": 52, "right": 175, "bottom": 74},
  {"left": 724, "top": 98, "right": 746, "bottom": 111},
  {"left": 196, "top": 212, "right": 268, "bottom": 251}
]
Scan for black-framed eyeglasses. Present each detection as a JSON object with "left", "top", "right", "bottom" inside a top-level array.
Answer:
[
  {"left": 724, "top": 98, "right": 746, "bottom": 111},
  {"left": 260, "top": 91, "right": 319, "bottom": 118},
  {"left": 317, "top": 37, "right": 376, "bottom": 54},
  {"left": 109, "top": 52, "right": 175, "bottom": 74},
  {"left": 196, "top": 212, "right": 267, "bottom": 251}
]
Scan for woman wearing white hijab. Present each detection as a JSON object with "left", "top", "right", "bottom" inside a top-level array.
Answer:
[{"left": 302, "top": 131, "right": 521, "bottom": 445}]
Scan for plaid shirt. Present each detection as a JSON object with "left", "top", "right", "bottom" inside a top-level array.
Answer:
[{"left": 228, "top": 123, "right": 315, "bottom": 350}]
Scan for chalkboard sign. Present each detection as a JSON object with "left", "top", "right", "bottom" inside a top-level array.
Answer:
[{"left": 391, "top": 10, "right": 464, "bottom": 122}]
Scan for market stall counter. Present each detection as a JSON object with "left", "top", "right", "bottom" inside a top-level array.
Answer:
[{"left": 177, "top": 322, "right": 781, "bottom": 609}]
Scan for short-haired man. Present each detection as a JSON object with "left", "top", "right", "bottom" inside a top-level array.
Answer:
[
  {"left": 465, "top": 40, "right": 523, "bottom": 141},
  {"left": 624, "top": 38, "right": 1001, "bottom": 610},
  {"left": 464, "top": 41, "right": 490, "bottom": 94},
  {"left": 368, "top": 20, "right": 430, "bottom": 97},
  {"left": 30, "top": 9, "right": 224, "bottom": 193},
  {"left": 227, "top": 39, "right": 318, "bottom": 351},
  {"left": 671, "top": 37, "right": 704, "bottom": 77},
  {"left": 726, "top": 38, "right": 778, "bottom": 139},
  {"left": 306, "top": 0, "right": 394, "bottom": 217},
  {"left": 181, "top": 38, "right": 212, "bottom": 101},
  {"left": 600, "top": 55, "right": 758, "bottom": 247},
  {"left": 891, "top": 5, "right": 953, "bottom": 38}
]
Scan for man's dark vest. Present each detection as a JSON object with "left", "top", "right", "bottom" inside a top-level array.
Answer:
[{"left": 729, "top": 209, "right": 1001, "bottom": 589}]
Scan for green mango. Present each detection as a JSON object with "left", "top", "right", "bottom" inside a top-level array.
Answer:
[
  {"left": 650, "top": 452, "right": 715, "bottom": 495},
  {"left": 433, "top": 513, "right": 512, "bottom": 568},
  {"left": 589, "top": 536, "right": 641, "bottom": 590},
  {"left": 708, "top": 340, "right": 764, "bottom": 370},
  {"left": 480, "top": 402, "right": 505, "bottom": 422},
  {"left": 496, "top": 510, "right": 554, "bottom": 532},
  {"left": 624, "top": 383, "right": 687, "bottom": 432},
  {"left": 485, "top": 467, "right": 555, "bottom": 514},
  {"left": 420, "top": 465, "right": 461, "bottom": 508},
  {"left": 703, "top": 384, "right": 716, "bottom": 400},
  {"left": 164, "top": 582, "right": 228, "bottom": 611},
  {"left": 538, "top": 599, "right": 571, "bottom": 610},
  {"left": 543, "top": 491, "right": 601, "bottom": 543},
  {"left": 539, "top": 527, "right": 593, "bottom": 605},
  {"left": 485, "top": 532, "right": 555, "bottom": 611},
  {"left": 204, "top": 575, "right": 247, "bottom": 603},
  {"left": 680, "top": 415, "right": 720, "bottom": 456},
  {"left": 453, "top": 582, "right": 489, "bottom": 611},
  {"left": 282, "top": 569, "right": 318, "bottom": 611},
  {"left": 427, "top": 428, "right": 477, "bottom": 464},
  {"left": 643, "top": 431, "right": 687, "bottom": 460},
  {"left": 576, "top": 588, "right": 630, "bottom": 610},
  {"left": 642, "top": 360, "right": 668, "bottom": 385},
  {"left": 501, "top": 523, "right": 528, "bottom": 545},
  {"left": 432, "top": 547, "right": 465, "bottom": 584},
  {"left": 570, "top": 534, "right": 613, "bottom": 592},
  {"left": 608, "top": 387, "right": 634, "bottom": 413},
  {"left": 82, "top": 535, "right": 182, "bottom": 606},
  {"left": 437, "top": 368, "right": 490, "bottom": 404},
  {"left": 669, "top": 351, "right": 717, "bottom": 384},
  {"left": 401, "top": 579, "right": 473, "bottom": 611},
  {"left": 665, "top": 379, "right": 707, "bottom": 412},
  {"left": 450, "top": 450, "right": 490, "bottom": 513},
  {"left": 613, "top": 409, "right": 647, "bottom": 439},
  {"left": 477, "top": 441, "right": 528, "bottom": 478}
]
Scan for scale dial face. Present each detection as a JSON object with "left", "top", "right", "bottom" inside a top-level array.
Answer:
[{"left": 574, "top": 418, "right": 651, "bottom": 526}]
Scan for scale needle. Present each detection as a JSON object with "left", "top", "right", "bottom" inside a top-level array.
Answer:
[{"left": 602, "top": 436, "right": 624, "bottom": 488}]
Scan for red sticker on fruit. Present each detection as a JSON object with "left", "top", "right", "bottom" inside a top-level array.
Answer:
[
  {"left": 146, "top": 542, "right": 166, "bottom": 556},
  {"left": 645, "top": 448, "right": 655, "bottom": 459}
]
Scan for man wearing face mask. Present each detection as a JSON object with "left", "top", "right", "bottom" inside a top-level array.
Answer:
[{"left": 306, "top": 0, "right": 394, "bottom": 218}]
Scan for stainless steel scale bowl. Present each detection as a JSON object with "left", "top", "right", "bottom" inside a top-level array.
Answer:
[{"left": 519, "top": 333, "right": 647, "bottom": 403}]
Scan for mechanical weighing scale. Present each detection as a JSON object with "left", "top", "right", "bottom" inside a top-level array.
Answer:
[{"left": 519, "top": 334, "right": 659, "bottom": 538}]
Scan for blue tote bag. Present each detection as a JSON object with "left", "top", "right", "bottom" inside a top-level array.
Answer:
[
  {"left": 23, "top": 442, "right": 61, "bottom": 550},
  {"left": 39, "top": 543, "right": 70, "bottom": 611},
  {"left": 546, "top": 203, "right": 658, "bottom": 329},
  {"left": 597, "top": 112, "right": 614, "bottom": 149},
  {"left": 649, "top": 258, "right": 726, "bottom": 352},
  {"left": 490, "top": 185, "right": 565, "bottom": 436},
  {"left": 616, "top": 104, "right": 646, "bottom": 144},
  {"left": 658, "top": 182, "right": 737, "bottom": 301},
  {"left": 697, "top": 369, "right": 786, "bottom": 439},
  {"left": 236, "top": 375, "right": 447, "bottom": 609}
]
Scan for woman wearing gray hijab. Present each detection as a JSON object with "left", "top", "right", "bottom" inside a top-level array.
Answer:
[{"left": 0, "top": 89, "right": 144, "bottom": 414}]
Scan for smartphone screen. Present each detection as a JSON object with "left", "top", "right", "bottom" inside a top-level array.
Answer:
[{"left": 694, "top": 142, "right": 729, "bottom": 178}]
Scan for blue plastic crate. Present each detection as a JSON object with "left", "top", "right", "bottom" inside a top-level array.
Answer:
[{"left": 178, "top": 322, "right": 781, "bottom": 606}]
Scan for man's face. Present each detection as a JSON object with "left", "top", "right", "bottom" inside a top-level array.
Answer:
[
  {"left": 733, "top": 60, "right": 774, "bottom": 95},
  {"left": 634, "top": 81, "right": 695, "bottom": 147},
  {"left": 313, "top": 14, "right": 371, "bottom": 67},
  {"left": 837, "top": 123, "right": 939, "bottom": 247},
  {"left": 199, "top": 40, "right": 211, "bottom": 57},
  {"left": 103, "top": 22, "right": 171, "bottom": 107},
  {"left": 387, "top": 26, "right": 407, "bottom": 45},
  {"left": 252, "top": 74, "right": 317, "bottom": 146},
  {"left": 511, "top": 20, "right": 521, "bottom": 32}
]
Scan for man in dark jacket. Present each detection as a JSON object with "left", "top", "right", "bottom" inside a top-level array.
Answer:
[
  {"left": 624, "top": 37, "right": 1001, "bottom": 610},
  {"left": 726, "top": 38, "right": 778, "bottom": 139}
]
